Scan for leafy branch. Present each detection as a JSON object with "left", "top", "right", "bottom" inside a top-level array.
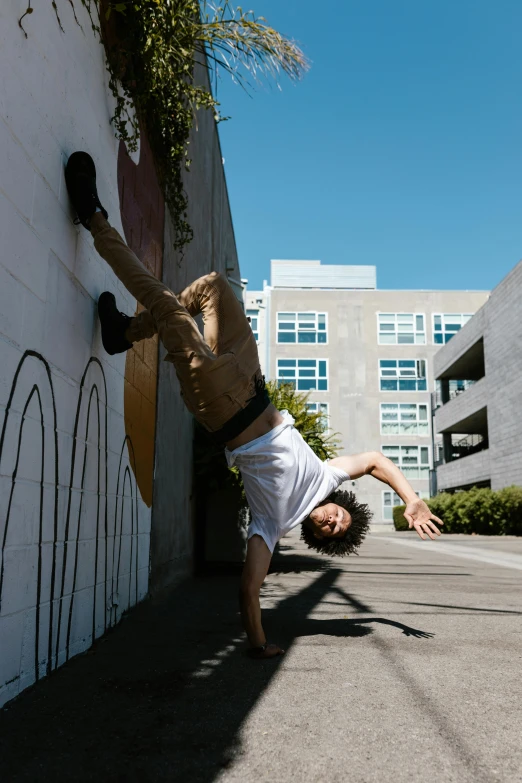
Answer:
[{"left": 18, "top": 0, "right": 308, "bottom": 252}]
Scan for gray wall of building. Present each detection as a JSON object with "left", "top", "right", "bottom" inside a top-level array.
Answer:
[
  {"left": 266, "top": 288, "right": 489, "bottom": 522},
  {"left": 435, "top": 376, "right": 488, "bottom": 434},
  {"left": 151, "top": 61, "right": 241, "bottom": 592},
  {"left": 434, "top": 259, "right": 522, "bottom": 492}
]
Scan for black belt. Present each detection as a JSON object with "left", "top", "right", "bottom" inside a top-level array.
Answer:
[{"left": 212, "top": 376, "right": 270, "bottom": 445}]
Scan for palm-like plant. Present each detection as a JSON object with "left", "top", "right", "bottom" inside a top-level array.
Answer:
[
  {"left": 197, "top": 2, "right": 309, "bottom": 89},
  {"left": 21, "top": 0, "right": 308, "bottom": 246},
  {"left": 104, "top": 0, "right": 309, "bottom": 246},
  {"left": 266, "top": 382, "right": 340, "bottom": 462}
]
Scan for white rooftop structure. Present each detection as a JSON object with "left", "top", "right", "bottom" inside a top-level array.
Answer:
[{"left": 271, "top": 260, "right": 377, "bottom": 290}]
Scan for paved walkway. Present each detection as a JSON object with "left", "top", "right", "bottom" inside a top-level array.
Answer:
[{"left": 1, "top": 531, "right": 521, "bottom": 783}]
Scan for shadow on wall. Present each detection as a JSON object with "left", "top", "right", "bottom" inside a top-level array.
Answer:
[
  {"left": 0, "top": 350, "right": 142, "bottom": 703},
  {"left": 0, "top": 549, "right": 435, "bottom": 781}
]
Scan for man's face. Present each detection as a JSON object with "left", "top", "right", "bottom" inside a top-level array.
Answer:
[{"left": 307, "top": 502, "right": 352, "bottom": 540}]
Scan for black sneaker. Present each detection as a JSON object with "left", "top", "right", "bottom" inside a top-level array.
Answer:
[
  {"left": 65, "top": 151, "right": 108, "bottom": 230},
  {"left": 98, "top": 292, "right": 133, "bottom": 355}
]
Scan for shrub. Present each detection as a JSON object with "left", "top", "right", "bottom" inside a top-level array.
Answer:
[
  {"left": 496, "top": 486, "right": 522, "bottom": 535},
  {"left": 392, "top": 485, "right": 522, "bottom": 536}
]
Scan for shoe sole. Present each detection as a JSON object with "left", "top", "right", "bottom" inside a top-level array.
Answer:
[
  {"left": 65, "top": 151, "right": 107, "bottom": 229},
  {"left": 98, "top": 292, "right": 131, "bottom": 356}
]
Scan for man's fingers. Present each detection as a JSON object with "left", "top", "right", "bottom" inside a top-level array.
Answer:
[
  {"left": 424, "top": 520, "right": 441, "bottom": 537},
  {"left": 414, "top": 524, "right": 426, "bottom": 540},
  {"left": 422, "top": 524, "right": 436, "bottom": 541},
  {"left": 432, "top": 515, "right": 444, "bottom": 526}
]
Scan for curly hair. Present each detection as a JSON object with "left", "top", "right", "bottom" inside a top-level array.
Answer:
[{"left": 300, "top": 489, "right": 372, "bottom": 557}]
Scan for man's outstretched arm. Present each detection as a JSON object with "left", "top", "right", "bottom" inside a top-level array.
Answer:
[
  {"left": 329, "top": 451, "right": 443, "bottom": 540},
  {"left": 239, "top": 535, "right": 284, "bottom": 659}
]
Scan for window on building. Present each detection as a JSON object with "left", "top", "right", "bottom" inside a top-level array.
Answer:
[
  {"left": 277, "top": 359, "right": 328, "bottom": 391},
  {"left": 306, "top": 401, "right": 329, "bottom": 426},
  {"left": 380, "top": 403, "right": 429, "bottom": 436},
  {"left": 277, "top": 312, "right": 328, "bottom": 344},
  {"left": 382, "top": 445, "right": 430, "bottom": 479},
  {"left": 433, "top": 314, "right": 473, "bottom": 344},
  {"left": 382, "top": 490, "right": 430, "bottom": 521},
  {"left": 246, "top": 309, "right": 259, "bottom": 342},
  {"left": 378, "top": 313, "right": 426, "bottom": 344},
  {"left": 379, "top": 359, "right": 427, "bottom": 391}
]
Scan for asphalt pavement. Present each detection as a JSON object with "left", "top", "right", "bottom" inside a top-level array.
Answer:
[{"left": 1, "top": 530, "right": 521, "bottom": 783}]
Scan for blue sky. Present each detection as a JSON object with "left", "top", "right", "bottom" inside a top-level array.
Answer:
[{"left": 215, "top": 0, "right": 522, "bottom": 292}]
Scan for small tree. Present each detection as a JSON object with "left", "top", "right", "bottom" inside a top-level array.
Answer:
[{"left": 265, "top": 381, "right": 339, "bottom": 461}]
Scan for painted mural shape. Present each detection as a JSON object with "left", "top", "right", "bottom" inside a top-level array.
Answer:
[
  {"left": 0, "top": 130, "right": 164, "bottom": 705},
  {"left": 0, "top": 353, "right": 140, "bottom": 698},
  {"left": 118, "top": 135, "right": 165, "bottom": 508},
  {"left": 0, "top": 1, "right": 169, "bottom": 706}
]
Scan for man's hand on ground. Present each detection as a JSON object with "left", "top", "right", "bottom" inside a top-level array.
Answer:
[
  {"left": 247, "top": 643, "right": 285, "bottom": 660},
  {"left": 403, "top": 499, "right": 443, "bottom": 541}
]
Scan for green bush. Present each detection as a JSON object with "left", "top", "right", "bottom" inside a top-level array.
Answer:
[
  {"left": 392, "top": 485, "right": 522, "bottom": 536},
  {"left": 496, "top": 486, "right": 522, "bottom": 535}
]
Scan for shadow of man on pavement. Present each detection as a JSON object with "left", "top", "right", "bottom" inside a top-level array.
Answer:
[{"left": 0, "top": 549, "right": 434, "bottom": 783}]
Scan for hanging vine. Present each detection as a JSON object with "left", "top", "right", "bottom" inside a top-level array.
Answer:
[{"left": 18, "top": 1, "right": 309, "bottom": 251}]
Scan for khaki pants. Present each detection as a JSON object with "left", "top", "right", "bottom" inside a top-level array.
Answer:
[{"left": 91, "top": 214, "right": 261, "bottom": 432}]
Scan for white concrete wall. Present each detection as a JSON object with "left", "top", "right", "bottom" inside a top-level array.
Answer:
[{"left": 0, "top": 1, "right": 150, "bottom": 706}]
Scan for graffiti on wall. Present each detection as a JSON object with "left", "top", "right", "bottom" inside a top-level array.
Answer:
[
  {"left": 0, "top": 0, "right": 171, "bottom": 708},
  {"left": 0, "top": 132, "right": 164, "bottom": 705},
  {"left": 118, "top": 135, "right": 165, "bottom": 508},
  {"left": 0, "top": 351, "right": 140, "bottom": 692}
]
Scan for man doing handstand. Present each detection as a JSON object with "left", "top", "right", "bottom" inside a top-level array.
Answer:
[{"left": 65, "top": 152, "right": 443, "bottom": 659}]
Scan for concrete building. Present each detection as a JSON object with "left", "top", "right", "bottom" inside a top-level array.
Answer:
[
  {"left": 0, "top": 3, "right": 241, "bottom": 706},
  {"left": 433, "top": 259, "right": 522, "bottom": 494},
  {"left": 246, "top": 260, "right": 489, "bottom": 525}
]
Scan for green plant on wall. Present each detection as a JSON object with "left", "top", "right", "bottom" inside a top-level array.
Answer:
[
  {"left": 19, "top": 0, "right": 308, "bottom": 251},
  {"left": 265, "top": 381, "right": 340, "bottom": 462}
]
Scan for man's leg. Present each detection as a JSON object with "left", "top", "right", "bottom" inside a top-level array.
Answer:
[
  {"left": 65, "top": 150, "right": 258, "bottom": 431},
  {"left": 125, "top": 308, "right": 157, "bottom": 343},
  {"left": 178, "top": 272, "right": 261, "bottom": 382},
  {"left": 124, "top": 272, "right": 261, "bottom": 387},
  {"left": 91, "top": 214, "right": 252, "bottom": 430}
]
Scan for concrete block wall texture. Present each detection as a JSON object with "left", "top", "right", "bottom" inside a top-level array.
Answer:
[
  {"left": 433, "top": 306, "right": 486, "bottom": 378},
  {"left": 150, "top": 59, "right": 243, "bottom": 590},
  {"left": 479, "top": 259, "right": 522, "bottom": 490},
  {"left": 0, "top": 2, "right": 158, "bottom": 706},
  {"left": 434, "top": 376, "right": 488, "bottom": 434},
  {"left": 433, "top": 259, "right": 522, "bottom": 492},
  {"left": 437, "top": 449, "right": 491, "bottom": 490}
]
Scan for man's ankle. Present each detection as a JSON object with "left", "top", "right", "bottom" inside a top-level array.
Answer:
[
  {"left": 123, "top": 324, "right": 134, "bottom": 344},
  {"left": 90, "top": 210, "right": 108, "bottom": 236}
]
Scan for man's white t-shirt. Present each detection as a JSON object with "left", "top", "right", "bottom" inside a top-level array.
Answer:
[{"left": 225, "top": 410, "right": 350, "bottom": 553}]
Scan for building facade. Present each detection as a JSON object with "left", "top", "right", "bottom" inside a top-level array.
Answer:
[
  {"left": 246, "top": 260, "right": 489, "bottom": 524},
  {"left": 433, "top": 259, "right": 522, "bottom": 494},
  {"left": 0, "top": 3, "right": 241, "bottom": 706}
]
